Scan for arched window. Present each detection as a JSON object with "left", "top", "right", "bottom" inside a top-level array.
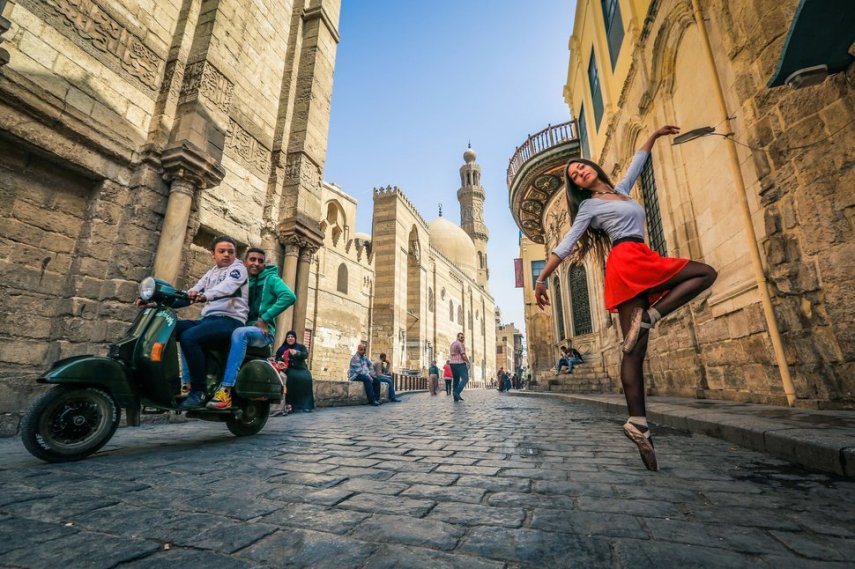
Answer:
[
  {"left": 428, "top": 287, "right": 434, "bottom": 312},
  {"left": 458, "top": 305, "right": 464, "bottom": 324},
  {"left": 477, "top": 251, "right": 483, "bottom": 269},
  {"left": 553, "top": 277, "right": 566, "bottom": 341},
  {"left": 337, "top": 263, "right": 348, "bottom": 294},
  {"left": 569, "top": 265, "right": 592, "bottom": 335},
  {"left": 449, "top": 300, "right": 454, "bottom": 321}
]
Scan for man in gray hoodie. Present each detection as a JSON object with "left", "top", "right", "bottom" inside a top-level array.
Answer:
[{"left": 177, "top": 235, "right": 249, "bottom": 409}]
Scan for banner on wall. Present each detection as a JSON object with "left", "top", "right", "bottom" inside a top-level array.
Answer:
[{"left": 514, "top": 258, "right": 523, "bottom": 288}]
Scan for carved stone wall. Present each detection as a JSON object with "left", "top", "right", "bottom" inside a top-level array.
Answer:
[{"left": 0, "top": 0, "right": 341, "bottom": 434}]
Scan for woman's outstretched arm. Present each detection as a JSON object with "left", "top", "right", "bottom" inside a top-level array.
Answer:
[{"left": 639, "top": 125, "right": 680, "bottom": 152}]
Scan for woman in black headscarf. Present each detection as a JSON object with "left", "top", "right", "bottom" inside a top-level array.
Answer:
[{"left": 275, "top": 330, "right": 315, "bottom": 413}]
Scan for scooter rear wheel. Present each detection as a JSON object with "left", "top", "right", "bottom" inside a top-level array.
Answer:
[
  {"left": 226, "top": 399, "right": 270, "bottom": 436},
  {"left": 21, "top": 386, "right": 121, "bottom": 462}
]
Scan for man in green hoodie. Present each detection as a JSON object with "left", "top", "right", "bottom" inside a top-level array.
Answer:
[{"left": 207, "top": 247, "right": 296, "bottom": 409}]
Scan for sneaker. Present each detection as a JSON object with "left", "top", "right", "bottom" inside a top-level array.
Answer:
[
  {"left": 176, "top": 384, "right": 191, "bottom": 399},
  {"left": 206, "top": 387, "right": 232, "bottom": 410},
  {"left": 390, "top": 398, "right": 403, "bottom": 403},
  {"left": 180, "top": 390, "right": 206, "bottom": 409},
  {"left": 623, "top": 421, "right": 658, "bottom": 471},
  {"left": 370, "top": 400, "right": 381, "bottom": 407}
]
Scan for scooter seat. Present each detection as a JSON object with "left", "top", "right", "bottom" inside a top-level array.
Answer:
[{"left": 246, "top": 345, "right": 272, "bottom": 358}]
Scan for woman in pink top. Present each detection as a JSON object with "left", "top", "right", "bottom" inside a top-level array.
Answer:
[{"left": 449, "top": 332, "right": 470, "bottom": 402}]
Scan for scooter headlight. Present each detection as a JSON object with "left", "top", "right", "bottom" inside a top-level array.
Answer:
[{"left": 139, "top": 276, "right": 157, "bottom": 301}]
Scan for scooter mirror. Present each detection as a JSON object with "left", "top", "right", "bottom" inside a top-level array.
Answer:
[{"left": 139, "top": 276, "right": 157, "bottom": 301}]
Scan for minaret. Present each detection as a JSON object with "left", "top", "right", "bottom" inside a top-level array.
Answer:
[{"left": 458, "top": 144, "right": 489, "bottom": 288}]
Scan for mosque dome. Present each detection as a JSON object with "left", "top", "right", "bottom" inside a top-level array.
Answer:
[
  {"left": 463, "top": 147, "right": 477, "bottom": 163},
  {"left": 429, "top": 217, "right": 477, "bottom": 278}
]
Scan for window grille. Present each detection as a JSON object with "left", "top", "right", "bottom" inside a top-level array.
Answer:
[
  {"left": 638, "top": 156, "right": 667, "bottom": 256},
  {"left": 578, "top": 105, "right": 590, "bottom": 159},
  {"left": 553, "top": 277, "right": 566, "bottom": 341},
  {"left": 588, "top": 50, "right": 604, "bottom": 128},
  {"left": 569, "top": 265, "right": 592, "bottom": 335},
  {"left": 601, "top": 0, "right": 624, "bottom": 68}
]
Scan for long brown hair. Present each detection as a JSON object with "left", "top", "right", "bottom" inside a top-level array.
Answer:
[{"left": 563, "top": 158, "right": 613, "bottom": 265}]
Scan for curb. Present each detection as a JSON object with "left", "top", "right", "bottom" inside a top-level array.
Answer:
[{"left": 509, "top": 391, "right": 854, "bottom": 479}]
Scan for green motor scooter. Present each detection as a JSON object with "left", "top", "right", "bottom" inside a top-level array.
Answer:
[{"left": 21, "top": 277, "right": 284, "bottom": 463}]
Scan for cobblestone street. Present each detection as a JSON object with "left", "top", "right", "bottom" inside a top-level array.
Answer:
[{"left": 2, "top": 390, "right": 854, "bottom": 568}]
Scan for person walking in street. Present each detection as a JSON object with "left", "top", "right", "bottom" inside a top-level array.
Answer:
[
  {"left": 428, "top": 361, "right": 440, "bottom": 395},
  {"left": 442, "top": 360, "right": 453, "bottom": 396},
  {"left": 534, "top": 125, "right": 717, "bottom": 471},
  {"left": 449, "top": 332, "right": 470, "bottom": 402}
]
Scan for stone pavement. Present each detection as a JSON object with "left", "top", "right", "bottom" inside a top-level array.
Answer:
[
  {"left": 1, "top": 390, "right": 854, "bottom": 568},
  {"left": 513, "top": 392, "right": 855, "bottom": 479}
]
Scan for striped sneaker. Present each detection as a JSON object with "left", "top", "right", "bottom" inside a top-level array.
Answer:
[{"left": 623, "top": 421, "right": 658, "bottom": 471}]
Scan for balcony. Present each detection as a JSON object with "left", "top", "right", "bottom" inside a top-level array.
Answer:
[{"left": 507, "top": 121, "right": 580, "bottom": 244}]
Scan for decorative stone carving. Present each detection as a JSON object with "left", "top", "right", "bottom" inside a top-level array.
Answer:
[
  {"left": 225, "top": 119, "right": 271, "bottom": 177},
  {"left": 299, "top": 245, "right": 317, "bottom": 263},
  {"left": 0, "top": 0, "right": 10, "bottom": 68},
  {"left": 160, "top": 140, "right": 226, "bottom": 190},
  {"left": 180, "top": 60, "right": 235, "bottom": 113},
  {"left": 161, "top": 59, "right": 185, "bottom": 100},
  {"left": 21, "top": 0, "right": 164, "bottom": 91},
  {"left": 284, "top": 152, "right": 321, "bottom": 190}
]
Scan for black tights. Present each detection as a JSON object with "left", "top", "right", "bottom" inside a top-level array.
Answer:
[{"left": 617, "top": 261, "right": 717, "bottom": 417}]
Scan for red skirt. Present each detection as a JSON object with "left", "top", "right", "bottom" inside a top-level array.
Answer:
[{"left": 604, "top": 241, "right": 689, "bottom": 312}]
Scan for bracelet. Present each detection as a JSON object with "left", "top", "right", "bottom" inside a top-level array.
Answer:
[{"left": 535, "top": 280, "right": 545, "bottom": 286}]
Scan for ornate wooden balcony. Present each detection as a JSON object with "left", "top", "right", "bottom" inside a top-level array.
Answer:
[{"left": 507, "top": 121, "right": 580, "bottom": 244}]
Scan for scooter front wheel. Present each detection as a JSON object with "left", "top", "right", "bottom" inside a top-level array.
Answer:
[{"left": 21, "top": 386, "right": 121, "bottom": 462}]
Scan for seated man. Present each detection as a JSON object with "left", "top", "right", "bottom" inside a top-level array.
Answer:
[
  {"left": 207, "top": 247, "right": 296, "bottom": 409},
  {"left": 372, "top": 352, "right": 401, "bottom": 402},
  {"left": 555, "top": 346, "right": 570, "bottom": 373},
  {"left": 566, "top": 344, "right": 584, "bottom": 373},
  {"left": 349, "top": 343, "right": 380, "bottom": 406},
  {"left": 177, "top": 235, "right": 248, "bottom": 409}
]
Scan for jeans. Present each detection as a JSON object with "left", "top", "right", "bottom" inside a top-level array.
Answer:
[
  {"left": 222, "top": 326, "right": 272, "bottom": 387},
  {"left": 450, "top": 363, "right": 469, "bottom": 399},
  {"left": 374, "top": 374, "right": 397, "bottom": 400},
  {"left": 351, "top": 373, "right": 378, "bottom": 403},
  {"left": 444, "top": 378, "right": 452, "bottom": 395},
  {"left": 176, "top": 316, "right": 243, "bottom": 390},
  {"left": 556, "top": 358, "right": 569, "bottom": 371}
]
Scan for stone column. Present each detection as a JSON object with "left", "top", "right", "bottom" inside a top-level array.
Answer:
[
  {"left": 0, "top": 0, "right": 11, "bottom": 68},
  {"left": 274, "top": 236, "right": 302, "bottom": 348},
  {"left": 153, "top": 141, "right": 225, "bottom": 284},
  {"left": 292, "top": 244, "right": 317, "bottom": 341}
]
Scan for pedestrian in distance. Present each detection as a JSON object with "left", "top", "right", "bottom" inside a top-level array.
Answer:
[
  {"left": 428, "top": 360, "right": 440, "bottom": 395},
  {"left": 534, "top": 125, "right": 717, "bottom": 471},
  {"left": 442, "top": 360, "right": 453, "bottom": 396},
  {"left": 449, "top": 332, "right": 471, "bottom": 402}
]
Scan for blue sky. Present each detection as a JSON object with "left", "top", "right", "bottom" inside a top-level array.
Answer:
[{"left": 325, "top": 0, "right": 575, "bottom": 330}]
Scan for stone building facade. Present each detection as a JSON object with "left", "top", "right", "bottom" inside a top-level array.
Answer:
[
  {"left": 509, "top": 0, "right": 854, "bottom": 407},
  {"left": 304, "top": 151, "right": 498, "bottom": 386},
  {"left": 0, "top": 0, "right": 341, "bottom": 429}
]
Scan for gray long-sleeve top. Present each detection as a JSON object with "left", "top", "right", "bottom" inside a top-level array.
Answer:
[{"left": 552, "top": 150, "right": 650, "bottom": 260}]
